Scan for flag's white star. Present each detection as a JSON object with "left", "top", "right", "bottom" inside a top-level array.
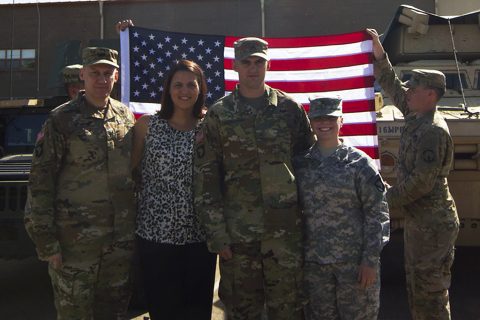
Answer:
[
  {"left": 157, "top": 71, "right": 164, "bottom": 77},
  {"left": 165, "top": 51, "right": 172, "bottom": 57},
  {"left": 206, "top": 62, "right": 212, "bottom": 69},
  {"left": 207, "top": 92, "right": 213, "bottom": 98},
  {"left": 133, "top": 32, "right": 139, "bottom": 37},
  {"left": 181, "top": 38, "right": 188, "bottom": 44},
  {"left": 141, "top": 41, "right": 147, "bottom": 46},
  {"left": 149, "top": 49, "right": 155, "bottom": 55},
  {"left": 198, "top": 39, "right": 205, "bottom": 46},
  {"left": 215, "top": 70, "right": 221, "bottom": 77},
  {"left": 149, "top": 34, "right": 155, "bottom": 40},
  {"left": 157, "top": 43, "right": 163, "bottom": 49},
  {"left": 189, "top": 46, "right": 195, "bottom": 53},
  {"left": 134, "top": 75, "right": 140, "bottom": 81},
  {"left": 214, "top": 40, "right": 221, "bottom": 47},
  {"left": 207, "top": 78, "right": 213, "bottom": 83},
  {"left": 142, "top": 69, "right": 148, "bottom": 75},
  {"left": 197, "top": 54, "right": 204, "bottom": 61},
  {"left": 205, "top": 48, "right": 212, "bottom": 54},
  {"left": 134, "top": 61, "right": 140, "bottom": 67},
  {"left": 173, "top": 44, "right": 179, "bottom": 50},
  {"left": 213, "top": 56, "right": 220, "bottom": 62},
  {"left": 181, "top": 53, "right": 188, "bottom": 59},
  {"left": 142, "top": 83, "right": 149, "bottom": 89},
  {"left": 157, "top": 57, "right": 163, "bottom": 63},
  {"left": 150, "top": 91, "right": 157, "bottom": 97},
  {"left": 141, "top": 54, "right": 147, "bottom": 61},
  {"left": 133, "top": 46, "right": 140, "bottom": 52},
  {"left": 134, "top": 90, "right": 140, "bottom": 96},
  {"left": 149, "top": 63, "right": 156, "bottom": 69},
  {"left": 150, "top": 78, "right": 157, "bottom": 83},
  {"left": 165, "top": 36, "right": 171, "bottom": 43},
  {"left": 215, "top": 85, "right": 221, "bottom": 91}
]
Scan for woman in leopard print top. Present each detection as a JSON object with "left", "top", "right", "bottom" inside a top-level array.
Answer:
[{"left": 131, "top": 60, "right": 216, "bottom": 320}]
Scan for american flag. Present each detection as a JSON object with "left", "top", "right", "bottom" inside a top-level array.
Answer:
[{"left": 119, "top": 26, "right": 378, "bottom": 163}]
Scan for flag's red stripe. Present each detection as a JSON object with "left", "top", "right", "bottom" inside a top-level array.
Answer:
[
  {"left": 303, "top": 100, "right": 375, "bottom": 114},
  {"left": 355, "top": 146, "right": 379, "bottom": 159},
  {"left": 224, "top": 53, "right": 372, "bottom": 71},
  {"left": 340, "top": 123, "right": 377, "bottom": 136},
  {"left": 225, "top": 76, "right": 374, "bottom": 93},
  {"left": 225, "top": 31, "right": 371, "bottom": 48}
]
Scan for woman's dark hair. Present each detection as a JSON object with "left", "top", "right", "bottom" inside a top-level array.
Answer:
[{"left": 158, "top": 59, "right": 207, "bottom": 119}]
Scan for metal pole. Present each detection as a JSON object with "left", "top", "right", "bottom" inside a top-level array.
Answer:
[
  {"left": 99, "top": 0, "right": 104, "bottom": 39},
  {"left": 36, "top": 1, "right": 41, "bottom": 94},
  {"left": 260, "top": 0, "right": 265, "bottom": 37},
  {"left": 9, "top": 0, "right": 15, "bottom": 99}
]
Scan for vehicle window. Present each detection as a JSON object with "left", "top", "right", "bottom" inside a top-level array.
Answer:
[{"left": 5, "top": 114, "right": 48, "bottom": 150}]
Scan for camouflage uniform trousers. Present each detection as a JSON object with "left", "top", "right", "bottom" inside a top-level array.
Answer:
[
  {"left": 303, "top": 261, "right": 380, "bottom": 320},
  {"left": 404, "top": 216, "right": 459, "bottom": 320},
  {"left": 218, "top": 236, "right": 304, "bottom": 320},
  {"left": 48, "top": 239, "right": 134, "bottom": 320}
]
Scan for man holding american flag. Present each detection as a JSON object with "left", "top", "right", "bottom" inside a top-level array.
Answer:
[{"left": 193, "top": 37, "right": 314, "bottom": 320}]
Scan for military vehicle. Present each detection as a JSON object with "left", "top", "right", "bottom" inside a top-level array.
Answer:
[
  {"left": 376, "top": 5, "right": 480, "bottom": 247},
  {"left": 0, "top": 97, "right": 66, "bottom": 259}
]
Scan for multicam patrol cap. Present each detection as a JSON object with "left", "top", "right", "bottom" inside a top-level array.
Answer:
[
  {"left": 234, "top": 37, "right": 269, "bottom": 61},
  {"left": 308, "top": 96, "right": 342, "bottom": 119},
  {"left": 405, "top": 69, "right": 446, "bottom": 91},
  {"left": 82, "top": 47, "right": 119, "bottom": 68},
  {"left": 62, "top": 64, "right": 83, "bottom": 84}
]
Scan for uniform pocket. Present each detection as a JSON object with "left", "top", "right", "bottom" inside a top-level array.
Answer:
[{"left": 260, "top": 161, "right": 297, "bottom": 208}]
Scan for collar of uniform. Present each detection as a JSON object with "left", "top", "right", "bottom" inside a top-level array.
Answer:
[
  {"left": 232, "top": 84, "right": 278, "bottom": 108},
  {"left": 79, "top": 93, "right": 111, "bottom": 119},
  {"left": 406, "top": 108, "right": 435, "bottom": 132},
  {"left": 306, "top": 142, "right": 345, "bottom": 161}
]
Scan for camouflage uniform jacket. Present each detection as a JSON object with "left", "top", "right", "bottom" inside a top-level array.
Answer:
[
  {"left": 25, "top": 92, "right": 136, "bottom": 260},
  {"left": 194, "top": 85, "right": 314, "bottom": 252},
  {"left": 374, "top": 57, "right": 458, "bottom": 226},
  {"left": 294, "top": 144, "right": 390, "bottom": 267}
]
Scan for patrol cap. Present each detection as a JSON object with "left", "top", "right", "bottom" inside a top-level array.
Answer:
[
  {"left": 82, "top": 47, "right": 119, "bottom": 68},
  {"left": 234, "top": 37, "right": 269, "bottom": 61},
  {"left": 62, "top": 64, "right": 83, "bottom": 84},
  {"left": 405, "top": 69, "right": 446, "bottom": 91},
  {"left": 308, "top": 96, "right": 343, "bottom": 119}
]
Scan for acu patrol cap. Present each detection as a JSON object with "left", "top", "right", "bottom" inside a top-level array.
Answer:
[
  {"left": 405, "top": 69, "right": 446, "bottom": 91},
  {"left": 308, "top": 96, "right": 343, "bottom": 119},
  {"left": 234, "top": 37, "right": 269, "bottom": 61},
  {"left": 82, "top": 47, "right": 119, "bottom": 68},
  {"left": 62, "top": 64, "right": 83, "bottom": 84}
]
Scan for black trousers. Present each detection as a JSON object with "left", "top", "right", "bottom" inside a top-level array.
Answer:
[{"left": 137, "top": 236, "right": 217, "bottom": 320}]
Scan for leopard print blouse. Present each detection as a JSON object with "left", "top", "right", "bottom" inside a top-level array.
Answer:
[{"left": 136, "top": 115, "right": 206, "bottom": 244}]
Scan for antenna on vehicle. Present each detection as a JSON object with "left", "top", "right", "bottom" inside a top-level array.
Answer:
[{"left": 447, "top": 19, "right": 479, "bottom": 118}]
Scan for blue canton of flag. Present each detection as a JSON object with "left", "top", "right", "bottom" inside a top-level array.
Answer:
[{"left": 126, "top": 26, "right": 225, "bottom": 107}]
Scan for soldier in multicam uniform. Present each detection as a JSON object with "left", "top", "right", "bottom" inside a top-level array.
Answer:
[
  {"left": 25, "top": 47, "right": 136, "bottom": 320},
  {"left": 294, "top": 96, "right": 390, "bottom": 320},
  {"left": 62, "top": 64, "right": 84, "bottom": 100},
  {"left": 367, "top": 29, "right": 460, "bottom": 320},
  {"left": 194, "top": 37, "right": 314, "bottom": 320}
]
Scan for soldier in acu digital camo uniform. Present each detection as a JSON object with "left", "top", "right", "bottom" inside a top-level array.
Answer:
[
  {"left": 194, "top": 37, "right": 314, "bottom": 320},
  {"left": 367, "top": 29, "right": 459, "bottom": 320},
  {"left": 294, "top": 97, "right": 390, "bottom": 320},
  {"left": 25, "top": 47, "right": 136, "bottom": 320},
  {"left": 62, "top": 64, "right": 84, "bottom": 100}
]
